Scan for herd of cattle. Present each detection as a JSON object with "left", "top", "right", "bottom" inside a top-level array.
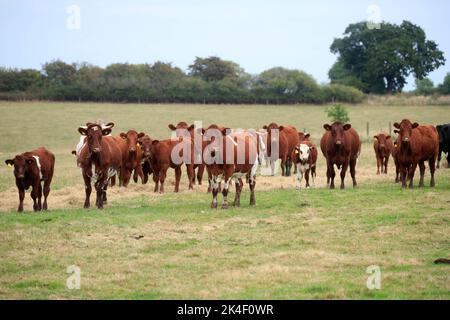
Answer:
[{"left": 4, "top": 120, "right": 450, "bottom": 212}]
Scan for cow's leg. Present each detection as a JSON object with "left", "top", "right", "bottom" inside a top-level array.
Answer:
[
  {"left": 210, "top": 176, "right": 219, "bottom": 209},
  {"left": 233, "top": 178, "right": 243, "bottom": 207},
  {"left": 221, "top": 176, "right": 232, "bottom": 209},
  {"left": 408, "top": 163, "right": 417, "bottom": 189},
  {"left": 280, "top": 155, "right": 287, "bottom": 176},
  {"left": 159, "top": 167, "right": 167, "bottom": 194},
  {"left": 429, "top": 156, "right": 437, "bottom": 187},
  {"left": 376, "top": 155, "right": 381, "bottom": 174},
  {"left": 186, "top": 164, "right": 194, "bottom": 190},
  {"left": 197, "top": 164, "right": 205, "bottom": 185},
  {"left": 292, "top": 158, "right": 297, "bottom": 175},
  {"left": 384, "top": 156, "right": 389, "bottom": 174},
  {"left": 296, "top": 166, "right": 303, "bottom": 190},
  {"left": 350, "top": 158, "right": 357, "bottom": 188},
  {"left": 17, "top": 186, "right": 25, "bottom": 212},
  {"left": 110, "top": 175, "right": 116, "bottom": 187},
  {"left": 305, "top": 168, "right": 310, "bottom": 189},
  {"left": 174, "top": 166, "right": 181, "bottom": 193},
  {"left": 311, "top": 166, "right": 316, "bottom": 188},
  {"left": 83, "top": 171, "right": 92, "bottom": 208},
  {"left": 207, "top": 168, "right": 212, "bottom": 193},
  {"left": 340, "top": 161, "right": 349, "bottom": 189},
  {"left": 142, "top": 165, "right": 149, "bottom": 184},
  {"left": 37, "top": 182, "right": 42, "bottom": 211},
  {"left": 153, "top": 170, "right": 159, "bottom": 193},
  {"left": 286, "top": 157, "right": 292, "bottom": 176},
  {"left": 102, "top": 183, "right": 108, "bottom": 204},
  {"left": 123, "top": 169, "right": 132, "bottom": 187},
  {"left": 95, "top": 174, "right": 108, "bottom": 209},
  {"left": 418, "top": 161, "right": 425, "bottom": 188},
  {"left": 270, "top": 159, "right": 275, "bottom": 176},
  {"left": 30, "top": 182, "right": 40, "bottom": 212},
  {"left": 136, "top": 164, "right": 144, "bottom": 184},
  {"left": 249, "top": 176, "right": 256, "bottom": 206},
  {"left": 42, "top": 178, "right": 51, "bottom": 210},
  {"left": 328, "top": 160, "right": 336, "bottom": 189},
  {"left": 437, "top": 150, "right": 441, "bottom": 168}
]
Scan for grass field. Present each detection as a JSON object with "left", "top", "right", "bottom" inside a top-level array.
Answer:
[{"left": 0, "top": 101, "right": 449, "bottom": 299}]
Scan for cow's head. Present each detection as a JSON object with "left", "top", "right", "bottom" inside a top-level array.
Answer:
[
  {"left": 298, "top": 132, "right": 310, "bottom": 142},
  {"left": 5, "top": 154, "right": 38, "bottom": 180},
  {"left": 294, "top": 144, "right": 312, "bottom": 163},
  {"left": 373, "top": 133, "right": 391, "bottom": 149},
  {"left": 393, "top": 119, "right": 418, "bottom": 145},
  {"left": 120, "top": 130, "right": 145, "bottom": 155},
  {"left": 168, "top": 122, "right": 196, "bottom": 137},
  {"left": 263, "top": 123, "right": 284, "bottom": 153},
  {"left": 78, "top": 123, "right": 112, "bottom": 154},
  {"left": 323, "top": 122, "right": 351, "bottom": 148},
  {"left": 138, "top": 135, "right": 153, "bottom": 159}
]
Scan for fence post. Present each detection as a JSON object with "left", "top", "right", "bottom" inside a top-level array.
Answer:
[
  {"left": 389, "top": 122, "right": 392, "bottom": 136},
  {"left": 366, "top": 122, "right": 370, "bottom": 141}
]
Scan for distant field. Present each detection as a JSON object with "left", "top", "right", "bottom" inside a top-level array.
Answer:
[{"left": 0, "top": 101, "right": 449, "bottom": 299}]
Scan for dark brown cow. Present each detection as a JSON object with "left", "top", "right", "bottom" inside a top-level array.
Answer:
[
  {"left": 138, "top": 134, "right": 154, "bottom": 184},
  {"left": 292, "top": 140, "right": 317, "bottom": 189},
  {"left": 393, "top": 119, "right": 439, "bottom": 188},
  {"left": 262, "top": 123, "right": 299, "bottom": 176},
  {"left": 320, "top": 122, "right": 361, "bottom": 189},
  {"left": 5, "top": 147, "right": 55, "bottom": 212},
  {"left": 168, "top": 122, "right": 206, "bottom": 186},
  {"left": 373, "top": 132, "right": 393, "bottom": 174},
  {"left": 204, "top": 128, "right": 259, "bottom": 209},
  {"left": 78, "top": 123, "right": 122, "bottom": 209},
  {"left": 145, "top": 137, "right": 194, "bottom": 193},
  {"left": 119, "top": 130, "right": 146, "bottom": 186}
]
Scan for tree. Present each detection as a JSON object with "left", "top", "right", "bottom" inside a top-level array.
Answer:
[
  {"left": 42, "top": 60, "right": 77, "bottom": 86},
  {"left": 326, "top": 104, "right": 350, "bottom": 123},
  {"left": 414, "top": 77, "right": 435, "bottom": 95},
  {"left": 188, "top": 56, "right": 247, "bottom": 83},
  {"left": 330, "top": 21, "right": 445, "bottom": 93},
  {"left": 438, "top": 73, "right": 450, "bottom": 94}
]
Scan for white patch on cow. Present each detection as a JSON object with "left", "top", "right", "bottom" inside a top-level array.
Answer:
[
  {"left": 299, "top": 144, "right": 310, "bottom": 162},
  {"left": 76, "top": 136, "right": 86, "bottom": 157},
  {"left": 32, "top": 156, "right": 43, "bottom": 180}
]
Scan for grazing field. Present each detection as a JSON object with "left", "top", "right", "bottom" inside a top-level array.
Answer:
[{"left": 0, "top": 101, "right": 449, "bottom": 299}]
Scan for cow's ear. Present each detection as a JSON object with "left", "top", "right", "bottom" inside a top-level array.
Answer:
[
  {"left": 102, "top": 128, "right": 112, "bottom": 136},
  {"left": 279, "top": 126, "right": 284, "bottom": 131},
  {"left": 71, "top": 150, "right": 77, "bottom": 157},
  {"left": 188, "top": 124, "right": 195, "bottom": 131},
  {"left": 323, "top": 124, "right": 331, "bottom": 131},
  {"left": 386, "top": 135, "right": 391, "bottom": 139},
  {"left": 104, "top": 122, "right": 115, "bottom": 129},
  {"left": 138, "top": 132, "right": 146, "bottom": 139},
  {"left": 262, "top": 125, "right": 268, "bottom": 130},
  {"left": 343, "top": 124, "right": 351, "bottom": 131},
  {"left": 120, "top": 132, "right": 127, "bottom": 139},
  {"left": 78, "top": 127, "right": 88, "bottom": 136},
  {"left": 393, "top": 122, "right": 400, "bottom": 129},
  {"left": 168, "top": 124, "right": 176, "bottom": 131},
  {"left": 310, "top": 146, "right": 316, "bottom": 151},
  {"left": 5, "top": 159, "right": 14, "bottom": 167},
  {"left": 304, "top": 133, "right": 310, "bottom": 139},
  {"left": 412, "top": 122, "right": 419, "bottom": 129},
  {"left": 152, "top": 140, "right": 159, "bottom": 145},
  {"left": 373, "top": 135, "right": 379, "bottom": 140},
  {"left": 394, "top": 129, "right": 400, "bottom": 134}
]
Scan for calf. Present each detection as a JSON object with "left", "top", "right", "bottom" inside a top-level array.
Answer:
[
  {"left": 204, "top": 128, "right": 259, "bottom": 209},
  {"left": 78, "top": 123, "right": 122, "bottom": 209},
  {"left": 118, "top": 130, "right": 146, "bottom": 186},
  {"left": 320, "top": 122, "right": 361, "bottom": 189},
  {"left": 393, "top": 119, "right": 439, "bottom": 188},
  {"left": 292, "top": 141, "right": 317, "bottom": 189},
  {"left": 5, "top": 147, "right": 55, "bottom": 212},
  {"left": 436, "top": 124, "right": 450, "bottom": 168},
  {"left": 145, "top": 138, "right": 194, "bottom": 193},
  {"left": 373, "top": 133, "right": 393, "bottom": 174},
  {"left": 262, "top": 123, "right": 299, "bottom": 176},
  {"left": 138, "top": 134, "right": 154, "bottom": 184}
]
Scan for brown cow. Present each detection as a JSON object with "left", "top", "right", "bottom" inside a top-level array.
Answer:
[
  {"left": 138, "top": 134, "right": 154, "bottom": 184},
  {"left": 292, "top": 140, "right": 317, "bottom": 189},
  {"left": 293, "top": 131, "right": 310, "bottom": 175},
  {"left": 391, "top": 138, "right": 400, "bottom": 183},
  {"left": 118, "top": 130, "right": 146, "bottom": 187},
  {"left": 204, "top": 127, "right": 259, "bottom": 209},
  {"left": 262, "top": 123, "right": 299, "bottom": 176},
  {"left": 78, "top": 123, "right": 122, "bottom": 209},
  {"left": 5, "top": 147, "right": 55, "bottom": 212},
  {"left": 145, "top": 137, "right": 195, "bottom": 193},
  {"left": 320, "top": 122, "right": 361, "bottom": 189},
  {"left": 373, "top": 132, "right": 393, "bottom": 174},
  {"left": 393, "top": 119, "right": 439, "bottom": 188},
  {"left": 169, "top": 122, "right": 206, "bottom": 186}
]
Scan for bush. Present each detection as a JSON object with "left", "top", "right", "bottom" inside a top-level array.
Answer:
[{"left": 322, "top": 84, "right": 365, "bottom": 103}]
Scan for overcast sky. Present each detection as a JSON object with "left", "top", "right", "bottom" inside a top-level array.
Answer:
[{"left": 1, "top": 0, "right": 449, "bottom": 90}]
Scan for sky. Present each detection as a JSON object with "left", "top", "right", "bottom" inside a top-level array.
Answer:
[{"left": 1, "top": 0, "right": 449, "bottom": 91}]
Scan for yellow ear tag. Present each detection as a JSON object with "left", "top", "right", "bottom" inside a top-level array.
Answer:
[
  {"left": 137, "top": 142, "right": 141, "bottom": 147},
  {"left": 7, "top": 163, "right": 12, "bottom": 167},
  {"left": 295, "top": 150, "right": 299, "bottom": 154}
]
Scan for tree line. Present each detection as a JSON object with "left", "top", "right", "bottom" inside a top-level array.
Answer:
[{"left": 0, "top": 20, "right": 447, "bottom": 104}]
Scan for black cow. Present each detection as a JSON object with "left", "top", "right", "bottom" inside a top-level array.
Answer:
[{"left": 436, "top": 124, "right": 450, "bottom": 168}]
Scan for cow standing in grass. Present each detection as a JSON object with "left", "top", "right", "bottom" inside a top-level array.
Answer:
[
  {"left": 373, "top": 133, "right": 393, "bottom": 174},
  {"left": 78, "top": 123, "right": 122, "bottom": 209},
  {"left": 118, "top": 130, "right": 146, "bottom": 186},
  {"left": 320, "top": 122, "right": 361, "bottom": 189},
  {"left": 436, "top": 124, "right": 450, "bottom": 168},
  {"left": 394, "top": 119, "right": 439, "bottom": 188},
  {"left": 5, "top": 147, "right": 55, "bottom": 212},
  {"left": 292, "top": 141, "right": 317, "bottom": 189},
  {"left": 391, "top": 139, "right": 401, "bottom": 183}
]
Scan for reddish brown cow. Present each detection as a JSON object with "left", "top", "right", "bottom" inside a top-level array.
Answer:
[
  {"left": 5, "top": 147, "right": 55, "bottom": 212},
  {"left": 204, "top": 128, "right": 259, "bottom": 209},
  {"left": 145, "top": 137, "right": 195, "bottom": 193},
  {"left": 262, "top": 123, "right": 299, "bottom": 176},
  {"left": 373, "top": 132, "right": 393, "bottom": 174},
  {"left": 118, "top": 130, "right": 146, "bottom": 187},
  {"left": 292, "top": 140, "right": 317, "bottom": 189},
  {"left": 393, "top": 119, "right": 439, "bottom": 188},
  {"left": 320, "top": 122, "right": 361, "bottom": 189},
  {"left": 138, "top": 134, "right": 154, "bottom": 184},
  {"left": 169, "top": 122, "right": 206, "bottom": 186},
  {"left": 78, "top": 123, "right": 122, "bottom": 209}
]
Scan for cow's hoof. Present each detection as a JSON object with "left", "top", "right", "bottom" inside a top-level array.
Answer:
[{"left": 221, "top": 204, "right": 228, "bottom": 209}]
